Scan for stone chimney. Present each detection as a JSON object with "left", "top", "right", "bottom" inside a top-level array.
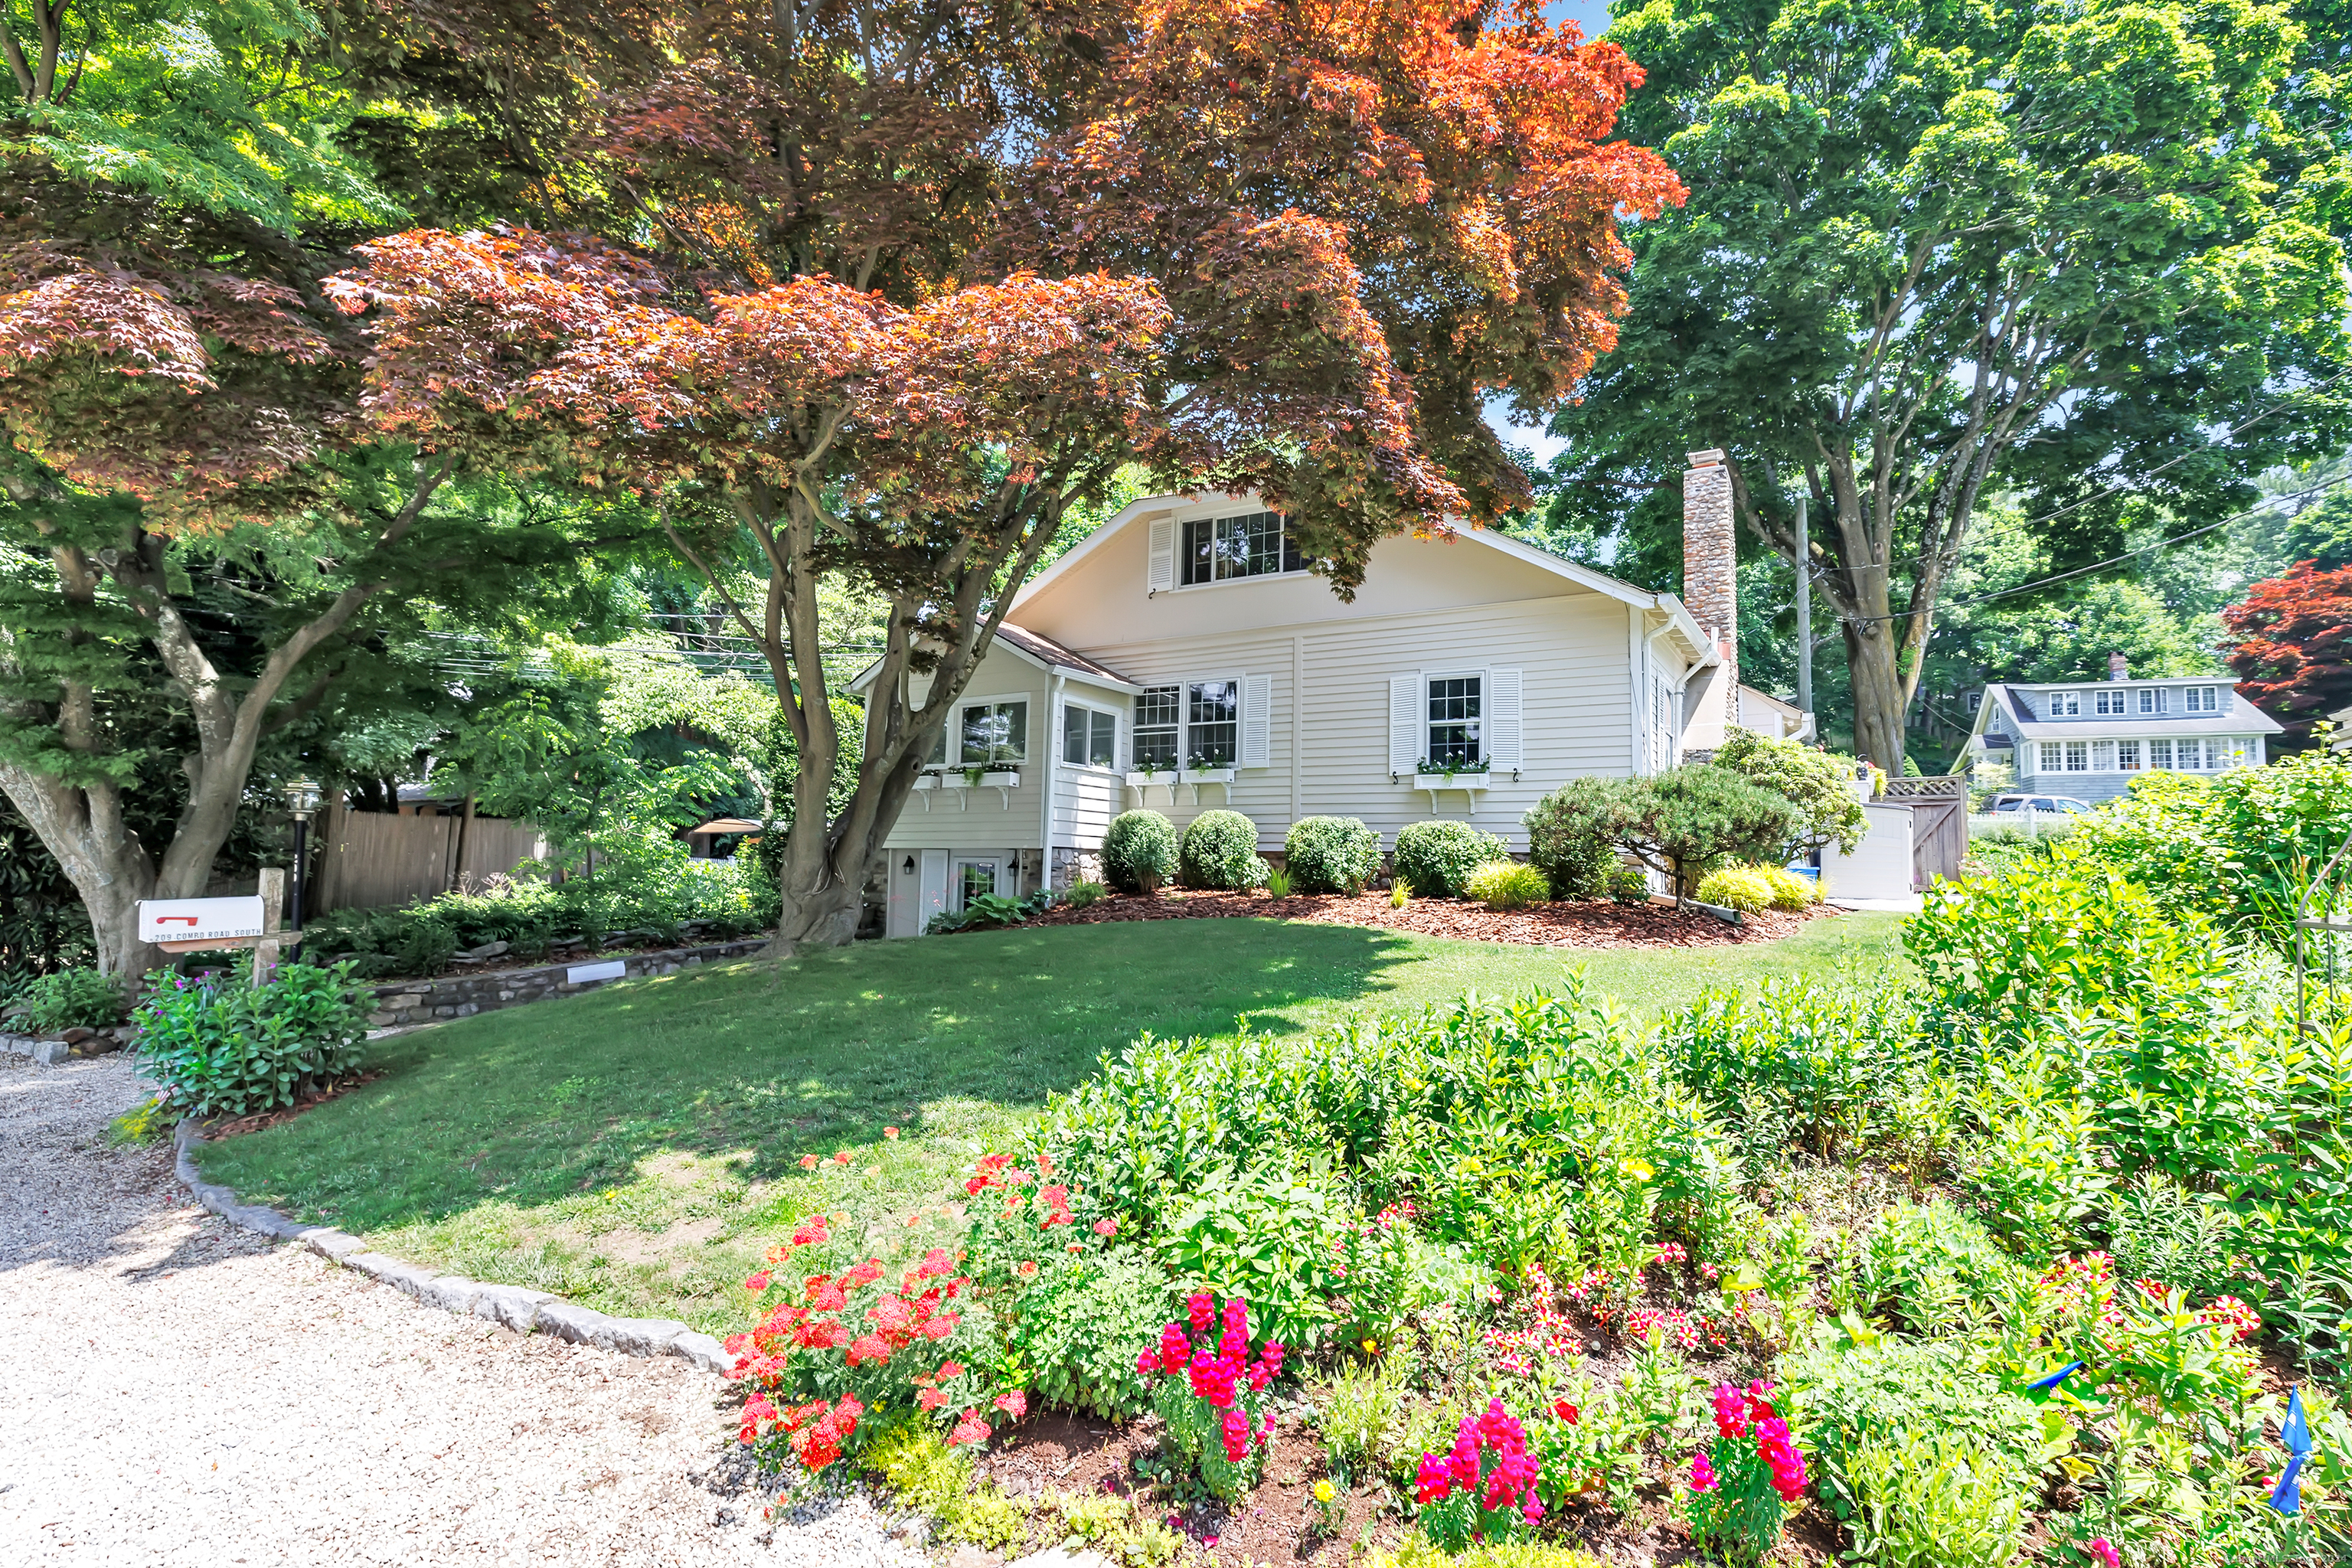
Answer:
[
  {"left": 2108, "top": 652, "right": 2128, "bottom": 682},
  {"left": 1684, "top": 449, "right": 1736, "bottom": 718}
]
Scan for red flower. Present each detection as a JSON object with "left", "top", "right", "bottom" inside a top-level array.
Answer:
[
  {"left": 919, "top": 1388, "right": 946, "bottom": 1410},
  {"left": 846, "top": 1333, "right": 893, "bottom": 1366},
  {"left": 843, "top": 1259, "right": 884, "bottom": 1287},
  {"left": 949, "top": 1409, "right": 991, "bottom": 1446},
  {"left": 1018, "top": 1260, "right": 1038, "bottom": 1278},
  {"left": 799, "top": 1154, "right": 819, "bottom": 1170},
  {"left": 743, "top": 1272, "right": 771, "bottom": 1293},
  {"left": 1552, "top": 1400, "right": 1579, "bottom": 1425},
  {"left": 936, "top": 1360, "right": 965, "bottom": 1379},
  {"left": 1093, "top": 1218, "right": 1118, "bottom": 1237},
  {"left": 995, "top": 1390, "right": 1028, "bottom": 1419}
]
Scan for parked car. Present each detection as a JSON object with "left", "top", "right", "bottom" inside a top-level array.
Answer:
[{"left": 1986, "top": 793, "right": 2092, "bottom": 815}]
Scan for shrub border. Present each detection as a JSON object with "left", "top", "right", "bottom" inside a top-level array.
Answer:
[{"left": 171, "top": 1117, "right": 733, "bottom": 1374}]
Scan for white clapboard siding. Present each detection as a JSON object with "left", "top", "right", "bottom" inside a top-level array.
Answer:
[
  {"left": 1486, "top": 666, "right": 1524, "bottom": 772},
  {"left": 1147, "top": 519, "right": 1177, "bottom": 593},
  {"left": 1241, "top": 673, "right": 1272, "bottom": 768},
  {"left": 1388, "top": 673, "right": 1420, "bottom": 774}
]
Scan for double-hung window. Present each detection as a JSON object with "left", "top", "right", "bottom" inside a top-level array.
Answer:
[
  {"left": 1062, "top": 704, "right": 1119, "bottom": 769},
  {"left": 1133, "top": 679, "right": 1241, "bottom": 766},
  {"left": 2096, "top": 689, "right": 2128, "bottom": 715},
  {"left": 2048, "top": 691, "right": 2080, "bottom": 717},
  {"left": 1428, "top": 674, "right": 1483, "bottom": 766},
  {"left": 1180, "top": 511, "right": 1303, "bottom": 586},
  {"left": 1187, "top": 679, "right": 1240, "bottom": 766},
  {"left": 2184, "top": 686, "right": 2220, "bottom": 714},
  {"left": 1132, "top": 686, "right": 1181, "bottom": 767},
  {"left": 2138, "top": 688, "right": 2163, "bottom": 715},
  {"left": 958, "top": 700, "right": 1027, "bottom": 766}
]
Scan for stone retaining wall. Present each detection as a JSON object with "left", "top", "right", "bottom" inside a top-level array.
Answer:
[{"left": 367, "top": 936, "right": 772, "bottom": 1028}]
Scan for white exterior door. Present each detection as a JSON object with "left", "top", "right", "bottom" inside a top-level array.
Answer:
[
  {"left": 918, "top": 850, "right": 950, "bottom": 933},
  {"left": 952, "top": 856, "right": 1001, "bottom": 911}
]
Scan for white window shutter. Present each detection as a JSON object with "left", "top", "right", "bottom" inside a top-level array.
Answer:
[
  {"left": 1147, "top": 518, "right": 1176, "bottom": 593},
  {"left": 1487, "top": 668, "right": 1522, "bottom": 772},
  {"left": 1390, "top": 673, "right": 1421, "bottom": 774},
  {"left": 1240, "top": 673, "right": 1272, "bottom": 768}
]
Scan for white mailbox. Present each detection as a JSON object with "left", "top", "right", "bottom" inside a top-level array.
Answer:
[{"left": 139, "top": 895, "right": 266, "bottom": 949}]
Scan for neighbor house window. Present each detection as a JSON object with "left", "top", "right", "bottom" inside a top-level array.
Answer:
[
  {"left": 1180, "top": 511, "right": 1303, "bottom": 586},
  {"left": 2138, "top": 688, "right": 2162, "bottom": 714},
  {"left": 2096, "top": 689, "right": 2128, "bottom": 715},
  {"left": 2040, "top": 741, "right": 2064, "bottom": 773},
  {"left": 959, "top": 700, "right": 1027, "bottom": 766},
  {"left": 2048, "top": 691, "right": 2080, "bottom": 717},
  {"left": 1133, "top": 686, "right": 1181, "bottom": 767},
  {"left": 1187, "top": 679, "right": 1240, "bottom": 766},
  {"left": 1429, "top": 674, "right": 1483, "bottom": 766},
  {"left": 2117, "top": 740, "right": 2142, "bottom": 772},
  {"left": 1063, "top": 704, "right": 1119, "bottom": 769},
  {"left": 2148, "top": 737, "right": 2174, "bottom": 769},
  {"left": 2092, "top": 741, "right": 2115, "bottom": 771},
  {"left": 2064, "top": 741, "right": 2088, "bottom": 771},
  {"left": 2184, "top": 686, "right": 2220, "bottom": 713}
]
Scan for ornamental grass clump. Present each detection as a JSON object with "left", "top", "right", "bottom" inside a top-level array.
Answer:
[
  {"left": 1413, "top": 1398, "right": 1544, "bottom": 1549},
  {"left": 1686, "top": 1380, "right": 1808, "bottom": 1561},
  {"left": 1464, "top": 860, "right": 1547, "bottom": 911},
  {"left": 1136, "top": 1292, "right": 1285, "bottom": 1499}
]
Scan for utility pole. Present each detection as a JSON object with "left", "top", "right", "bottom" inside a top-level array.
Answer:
[{"left": 1795, "top": 494, "right": 1813, "bottom": 718}]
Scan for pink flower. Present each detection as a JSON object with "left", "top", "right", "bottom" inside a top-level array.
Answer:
[
  {"left": 884, "top": 1126, "right": 900, "bottom": 1139},
  {"left": 1136, "top": 1350, "right": 1158, "bottom": 1377},
  {"left": 936, "top": 1361, "right": 965, "bottom": 1379},
  {"left": 743, "top": 1271, "right": 771, "bottom": 1293},
  {"left": 995, "top": 1390, "right": 1027, "bottom": 1419},
  {"left": 917, "top": 1387, "right": 946, "bottom": 1411},
  {"left": 1093, "top": 1218, "right": 1118, "bottom": 1236},
  {"left": 1690, "top": 1451, "right": 1718, "bottom": 1492},
  {"left": 948, "top": 1410, "right": 990, "bottom": 1446},
  {"left": 2089, "top": 1541, "right": 2121, "bottom": 1568},
  {"left": 1187, "top": 1293, "right": 1215, "bottom": 1333},
  {"left": 799, "top": 1154, "right": 819, "bottom": 1170}
]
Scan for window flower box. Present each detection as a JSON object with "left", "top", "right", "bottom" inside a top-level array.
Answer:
[
  {"left": 980, "top": 770, "right": 1021, "bottom": 789},
  {"left": 1409, "top": 762, "right": 1491, "bottom": 815},
  {"left": 1182, "top": 766, "right": 1236, "bottom": 786}
]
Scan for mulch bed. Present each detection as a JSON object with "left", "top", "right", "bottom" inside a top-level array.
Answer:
[{"left": 1024, "top": 889, "right": 1840, "bottom": 949}]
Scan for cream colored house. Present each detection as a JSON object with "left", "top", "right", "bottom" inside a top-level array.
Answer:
[{"left": 858, "top": 454, "right": 1806, "bottom": 936}]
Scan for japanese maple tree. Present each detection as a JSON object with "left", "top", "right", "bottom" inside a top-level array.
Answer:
[
  {"left": 332, "top": 0, "right": 1683, "bottom": 951},
  {"left": 2224, "top": 560, "right": 2352, "bottom": 750}
]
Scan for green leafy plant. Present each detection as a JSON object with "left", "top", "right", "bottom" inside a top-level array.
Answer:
[
  {"left": 1524, "top": 776, "right": 1625, "bottom": 899},
  {"left": 1393, "top": 819, "right": 1507, "bottom": 899},
  {"left": 1004, "top": 1251, "right": 1170, "bottom": 1419},
  {"left": 1266, "top": 866, "right": 1294, "bottom": 898},
  {"left": 1464, "top": 860, "right": 1547, "bottom": 910},
  {"left": 1608, "top": 767, "right": 1798, "bottom": 900},
  {"left": 1842, "top": 1200, "right": 2027, "bottom": 1336},
  {"left": 1285, "top": 815, "right": 1380, "bottom": 894},
  {"left": 1708, "top": 728, "right": 1868, "bottom": 861},
  {"left": 1179, "top": 809, "right": 1267, "bottom": 890},
  {"left": 858, "top": 1417, "right": 1029, "bottom": 1548},
  {"left": 4, "top": 965, "right": 127, "bottom": 1035},
  {"left": 1102, "top": 810, "right": 1179, "bottom": 893},
  {"left": 1064, "top": 878, "right": 1108, "bottom": 910},
  {"left": 133, "top": 961, "right": 371, "bottom": 1117},
  {"left": 1846, "top": 1426, "right": 2033, "bottom": 1568},
  {"left": 106, "top": 1096, "right": 175, "bottom": 1147}
]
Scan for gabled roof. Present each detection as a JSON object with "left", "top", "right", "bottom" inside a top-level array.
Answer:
[
  {"left": 843, "top": 621, "right": 1145, "bottom": 696},
  {"left": 1968, "top": 681, "right": 2281, "bottom": 742},
  {"left": 1008, "top": 491, "right": 1720, "bottom": 666}
]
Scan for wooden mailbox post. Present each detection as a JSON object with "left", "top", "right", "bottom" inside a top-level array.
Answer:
[{"left": 137, "top": 869, "right": 297, "bottom": 985}]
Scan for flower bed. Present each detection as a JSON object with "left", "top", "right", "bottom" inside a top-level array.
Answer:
[{"left": 1027, "top": 887, "right": 1837, "bottom": 948}]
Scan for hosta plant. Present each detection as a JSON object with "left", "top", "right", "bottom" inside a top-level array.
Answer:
[{"left": 1136, "top": 1292, "right": 1285, "bottom": 1500}]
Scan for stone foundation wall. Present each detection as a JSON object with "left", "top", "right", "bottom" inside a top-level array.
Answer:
[{"left": 367, "top": 935, "right": 771, "bottom": 1028}]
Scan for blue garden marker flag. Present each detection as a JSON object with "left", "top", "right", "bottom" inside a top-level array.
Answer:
[
  {"left": 2027, "top": 1360, "right": 2084, "bottom": 1393},
  {"left": 2272, "top": 1387, "right": 2314, "bottom": 1516}
]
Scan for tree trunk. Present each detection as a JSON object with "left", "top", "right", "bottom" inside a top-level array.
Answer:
[
  {"left": 0, "top": 772, "right": 163, "bottom": 976},
  {"left": 1844, "top": 619, "right": 1913, "bottom": 775}
]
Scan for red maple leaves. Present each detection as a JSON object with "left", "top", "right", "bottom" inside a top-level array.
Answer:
[{"left": 2224, "top": 559, "right": 2352, "bottom": 745}]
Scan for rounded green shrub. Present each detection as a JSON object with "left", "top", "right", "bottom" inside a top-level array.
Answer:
[
  {"left": 4, "top": 966, "right": 129, "bottom": 1035},
  {"left": 1524, "top": 776, "right": 1625, "bottom": 898},
  {"left": 1392, "top": 819, "right": 1506, "bottom": 899},
  {"left": 1695, "top": 865, "right": 1774, "bottom": 913},
  {"left": 1463, "top": 860, "right": 1548, "bottom": 910},
  {"left": 133, "top": 961, "right": 371, "bottom": 1117},
  {"left": 1282, "top": 816, "right": 1380, "bottom": 894},
  {"left": 1102, "top": 810, "right": 1179, "bottom": 892},
  {"left": 1180, "top": 810, "right": 1267, "bottom": 890}
]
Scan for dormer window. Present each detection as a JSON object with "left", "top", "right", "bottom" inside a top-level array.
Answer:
[
  {"left": 2048, "top": 691, "right": 2080, "bottom": 717},
  {"left": 2095, "top": 689, "right": 2128, "bottom": 715},
  {"left": 2138, "top": 688, "right": 2162, "bottom": 714},
  {"left": 1180, "top": 511, "right": 1302, "bottom": 586},
  {"left": 2184, "top": 686, "right": 2220, "bottom": 713}
]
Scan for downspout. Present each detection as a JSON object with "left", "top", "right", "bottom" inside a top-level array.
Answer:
[{"left": 1043, "top": 672, "right": 1064, "bottom": 894}]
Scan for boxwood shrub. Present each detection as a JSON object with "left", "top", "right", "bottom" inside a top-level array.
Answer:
[
  {"left": 1393, "top": 820, "right": 1506, "bottom": 899},
  {"left": 1102, "top": 809, "right": 1179, "bottom": 892},
  {"left": 1283, "top": 816, "right": 1380, "bottom": 894},
  {"left": 1180, "top": 810, "right": 1268, "bottom": 890}
]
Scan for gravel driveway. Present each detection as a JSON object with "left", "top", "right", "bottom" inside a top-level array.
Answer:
[{"left": 0, "top": 1054, "right": 926, "bottom": 1566}]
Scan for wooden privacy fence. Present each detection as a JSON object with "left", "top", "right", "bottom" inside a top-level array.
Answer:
[
  {"left": 310, "top": 808, "right": 548, "bottom": 914},
  {"left": 1881, "top": 775, "right": 1966, "bottom": 890}
]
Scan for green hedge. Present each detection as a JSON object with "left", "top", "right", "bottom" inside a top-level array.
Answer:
[{"left": 1102, "top": 810, "right": 1179, "bottom": 893}]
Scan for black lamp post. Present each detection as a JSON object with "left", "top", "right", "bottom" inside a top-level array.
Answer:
[{"left": 284, "top": 778, "right": 322, "bottom": 929}]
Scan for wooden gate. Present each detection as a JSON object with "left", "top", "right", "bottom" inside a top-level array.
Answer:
[{"left": 1883, "top": 776, "right": 1965, "bottom": 890}]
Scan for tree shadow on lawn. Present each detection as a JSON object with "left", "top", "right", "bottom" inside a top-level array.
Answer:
[{"left": 197, "top": 918, "right": 1442, "bottom": 1235}]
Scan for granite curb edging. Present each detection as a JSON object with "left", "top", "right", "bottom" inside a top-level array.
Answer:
[{"left": 172, "top": 1117, "right": 734, "bottom": 1376}]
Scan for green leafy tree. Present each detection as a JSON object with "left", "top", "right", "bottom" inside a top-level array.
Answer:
[
  {"left": 1549, "top": 0, "right": 2349, "bottom": 771},
  {"left": 1710, "top": 727, "right": 1866, "bottom": 861}
]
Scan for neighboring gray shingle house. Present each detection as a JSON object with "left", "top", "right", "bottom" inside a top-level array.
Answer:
[{"left": 1962, "top": 671, "right": 2281, "bottom": 803}]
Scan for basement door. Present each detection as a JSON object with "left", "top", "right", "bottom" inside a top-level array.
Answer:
[{"left": 952, "top": 856, "right": 1002, "bottom": 911}]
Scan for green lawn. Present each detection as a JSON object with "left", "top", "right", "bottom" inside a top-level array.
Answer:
[{"left": 197, "top": 912, "right": 1904, "bottom": 1331}]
